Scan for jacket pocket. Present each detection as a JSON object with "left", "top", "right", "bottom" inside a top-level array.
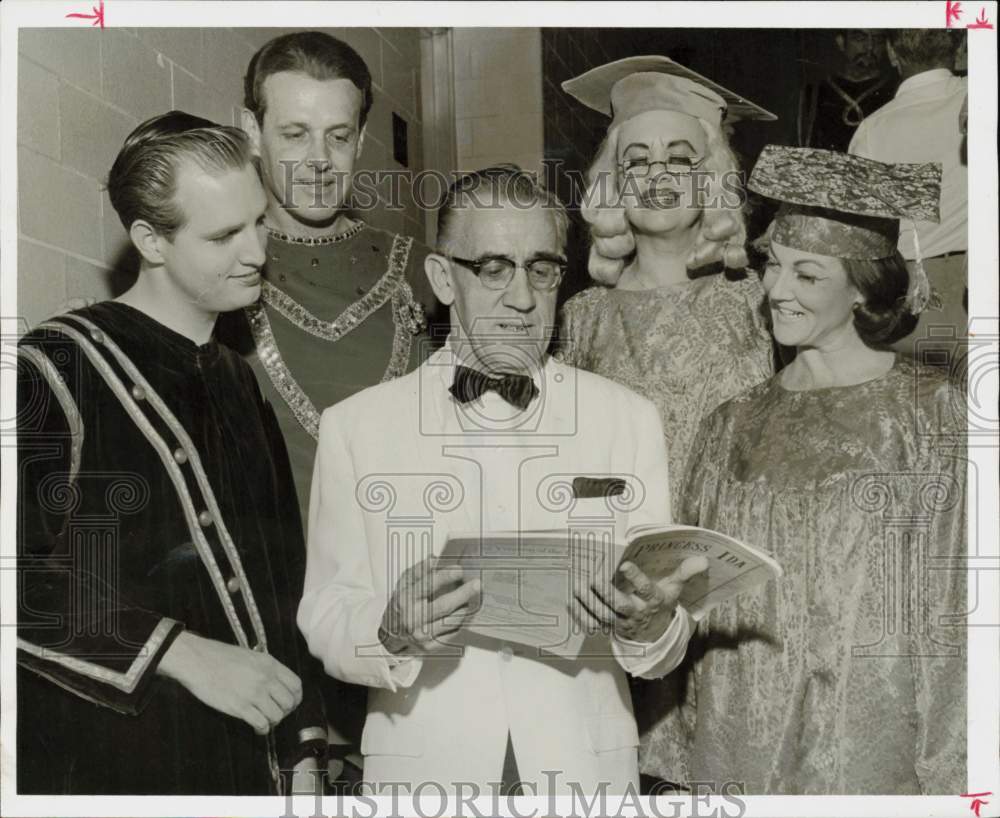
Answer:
[{"left": 585, "top": 714, "right": 640, "bottom": 753}]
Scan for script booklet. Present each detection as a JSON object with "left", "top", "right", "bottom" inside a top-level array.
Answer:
[{"left": 436, "top": 524, "right": 782, "bottom": 659}]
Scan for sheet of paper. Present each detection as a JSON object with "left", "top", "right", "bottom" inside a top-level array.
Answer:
[{"left": 438, "top": 532, "right": 622, "bottom": 657}]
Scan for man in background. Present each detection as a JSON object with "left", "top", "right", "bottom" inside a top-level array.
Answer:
[
  {"left": 218, "top": 29, "right": 438, "bottom": 787},
  {"left": 849, "top": 29, "right": 967, "bottom": 364},
  {"left": 798, "top": 29, "right": 898, "bottom": 152},
  {"left": 223, "top": 31, "right": 436, "bottom": 527}
]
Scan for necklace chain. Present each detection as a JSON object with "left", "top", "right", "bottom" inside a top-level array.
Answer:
[{"left": 265, "top": 219, "right": 365, "bottom": 246}]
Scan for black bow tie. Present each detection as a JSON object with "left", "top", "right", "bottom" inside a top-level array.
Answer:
[{"left": 449, "top": 365, "right": 539, "bottom": 410}]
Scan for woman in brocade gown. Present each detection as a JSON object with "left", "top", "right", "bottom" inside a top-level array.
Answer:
[
  {"left": 558, "top": 57, "right": 777, "bottom": 505},
  {"left": 645, "top": 146, "right": 967, "bottom": 794}
]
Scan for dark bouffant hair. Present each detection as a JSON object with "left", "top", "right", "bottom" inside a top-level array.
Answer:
[
  {"left": 106, "top": 111, "right": 252, "bottom": 238},
  {"left": 244, "top": 31, "right": 373, "bottom": 128},
  {"left": 844, "top": 252, "right": 919, "bottom": 346}
]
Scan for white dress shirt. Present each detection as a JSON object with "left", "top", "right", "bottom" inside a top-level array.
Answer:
[{"left": 849, "top": 69, "right": 967, "bottom": 258}]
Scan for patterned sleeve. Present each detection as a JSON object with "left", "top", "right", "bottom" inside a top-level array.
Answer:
[
  {"left": 557, "top": 291, "right": 596, "bottom": 368},
  {"left": 909, "top": 375, "right": 967, "bottom": 793},
  {"left": 555, "top": 298, "right": 579, "bottom": 367},
  {"left": 676, "top": 405, "right": 725, "bottom": 527}
]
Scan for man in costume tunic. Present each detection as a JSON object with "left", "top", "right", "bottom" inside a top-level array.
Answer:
[
  {"left": 240, "top": 220, "right": 432, "bottom": 530},
  {"left": 16, "top": 113, "right": 326, "bottom": 795},
  {"left": 221, "top": 31, "right": 437, "bottom": 532}
]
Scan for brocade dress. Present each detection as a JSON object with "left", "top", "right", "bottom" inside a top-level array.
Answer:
[
  {"left": 559, "top": 272, "right": 775, "bottom": 507},
  {"left": 639, "top": 356, "right": 967, "bottom": 793}
]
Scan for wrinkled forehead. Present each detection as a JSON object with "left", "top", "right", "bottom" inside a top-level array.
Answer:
[{"left": 448, "top": 200, "right": 563, "bottom": 257}]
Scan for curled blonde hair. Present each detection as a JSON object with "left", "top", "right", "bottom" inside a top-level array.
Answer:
[{"left": 580, "top": 117, "right": 748, "bottom": 285}]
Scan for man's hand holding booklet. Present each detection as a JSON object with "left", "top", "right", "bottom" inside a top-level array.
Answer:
[{"left": 435, "top": 524, "right": 783, "bottom": 658}]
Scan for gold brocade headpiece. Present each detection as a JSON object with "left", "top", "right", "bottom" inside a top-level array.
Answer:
[{"left": 749, "top": 146, "right": 943, "bottom": 313}]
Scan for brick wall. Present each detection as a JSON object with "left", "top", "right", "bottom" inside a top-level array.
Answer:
[
  {"left": 16, "top": 26, "right": 427, "bottom": 329},
  {"left": 541, "top": 28, "right": 613, "bottom": 206},
  {"left": 452, "top": 28, "right": 544, "bottom": 175}
]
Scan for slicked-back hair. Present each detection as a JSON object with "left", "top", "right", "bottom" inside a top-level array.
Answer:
[
  {"left": 244, "top": 31, "right": 373, "bottom": 128},
  {"left": 106, "top": 110, "right": 253, "bottom": 239},
  {"left": 435, "top": 164, "right": 569, "bottom": 255}
]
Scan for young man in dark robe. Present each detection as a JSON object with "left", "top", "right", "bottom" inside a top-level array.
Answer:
[{"left": 16, "top": 112, "right": 326, "bottom": 795}]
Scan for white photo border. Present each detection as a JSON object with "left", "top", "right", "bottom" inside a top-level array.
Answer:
[{"left": 1, "top": 2, "right": 996, "bottom": 816}]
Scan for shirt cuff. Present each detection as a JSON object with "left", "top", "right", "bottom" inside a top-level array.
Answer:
[
  {"left": 339, "top": 603, "right": 424, "bottom": 691},
  {"left": 611, "top": 605, "right": 695, "bottom": 679},
  {"left": 371, "top": 630, "right": 422, "bottom": 690},
  {"left": 298, "top": 726, "right": 328, "bottom": 745}
]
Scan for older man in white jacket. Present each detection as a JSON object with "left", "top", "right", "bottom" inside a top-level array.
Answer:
[{"left": 298, "top": 166, "right": 704, "bottom": 795}]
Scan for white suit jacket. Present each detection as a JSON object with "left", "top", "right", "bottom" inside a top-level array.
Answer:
[{"left": 298, "top": 346, "right": 693, "bottom": 792}]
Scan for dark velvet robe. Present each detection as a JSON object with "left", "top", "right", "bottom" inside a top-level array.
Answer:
[
  {"left": 214, "top": 222, "right": 441, "bottom": 757},
  {"left": 16, "top": 302, "right": 325, "bottom": 795}
]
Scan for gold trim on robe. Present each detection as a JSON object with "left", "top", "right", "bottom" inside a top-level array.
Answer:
[{"left": 249, "top": 233, "right": 421, "bottom": 439}]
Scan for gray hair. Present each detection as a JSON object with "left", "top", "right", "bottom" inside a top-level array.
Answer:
[{"left": 435, "top": 164, "right": 569, "bottom": 253}]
